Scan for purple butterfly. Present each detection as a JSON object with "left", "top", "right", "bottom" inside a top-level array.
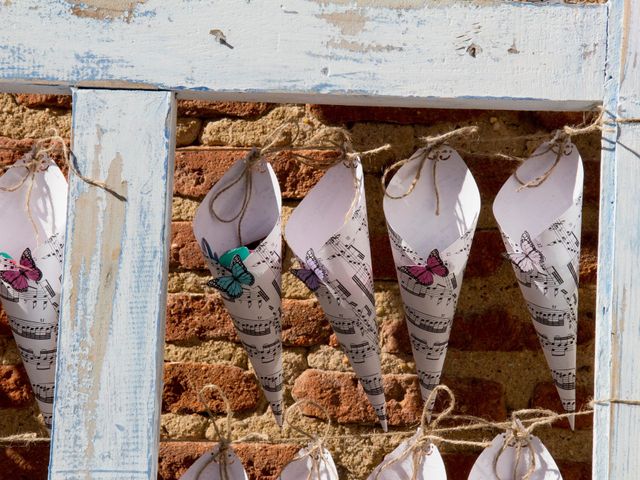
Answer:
[
  {"left": 0, "top": 248, "right": 43, "bottom": 292},
  {"left": 291, "top": 249, "right": 328, "bottom": 292}
]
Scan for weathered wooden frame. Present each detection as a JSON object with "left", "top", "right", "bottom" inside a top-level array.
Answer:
[{"left": 0, "top": 0, "right": 636, "bottom": 478}]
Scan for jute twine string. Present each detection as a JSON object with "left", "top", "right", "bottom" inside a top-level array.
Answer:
[
  {"left": 208, "top": 122, "right": 391, "bottom": 245},
  {"left": 381, "top": 126, "right": 479, "bottom": 215},
  {"left": 0, "top": 129, "right": 126, "bottom": 245},
  {"left": 381, "top": 107, "right": 608, "bottom": 208},
  {"left": 279, "top": 398, "right": 334, "bottom": 480}
]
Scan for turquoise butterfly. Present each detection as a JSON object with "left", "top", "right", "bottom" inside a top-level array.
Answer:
[{"left": 207, "top": 254, "right": 255, "bottom": 299}]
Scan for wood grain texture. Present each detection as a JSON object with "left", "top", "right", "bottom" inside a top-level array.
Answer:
[
  {"left": 0, "top": 0, "right": 606, "bottom": 110},
  {"left": 49, "top": 89, "right": 175, "bottom": 480},
  {"left": 594, "top": 0, "right": 640, "bottom": 478}
]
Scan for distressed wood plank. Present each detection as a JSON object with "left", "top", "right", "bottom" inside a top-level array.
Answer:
[
  {"left": 0, "top": 0, "right": 606, "bottom": 110},
  {"left": 49, "top": 89, "right": 175, "bottom": 479},
  {"left": 594, "top": 0, "right": 640, "bottom": 478}
]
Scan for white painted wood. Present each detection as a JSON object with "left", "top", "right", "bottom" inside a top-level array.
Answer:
[
  {"left": 0, "top": 0, "right": 606, "bottom": 111},
  {"left": 49, "top": 89, "right": 175, "bottom": 479},
  {"left": 594, "top": 0, "right": 640, "bottom": 478}
]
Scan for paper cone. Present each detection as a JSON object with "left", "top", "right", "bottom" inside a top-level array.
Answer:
[
  {"left": 285, "top": 161, "right": 388, "bottom": 430},
  {"left": 278, "top": 443, "right": 339, "bottom": 480},
  {"left": 0, "top": 154, "right": 67, "bottom": 430},
  {"left": 193, "top": 157, "right": 285, "bottom": 426},
  {"left": 383, "top": 146, "right": 480, "bottom": 408},
  {"left": 179, "top": 445, "right": 248, "bottom": 480},
  {"left": 367, "top": 428, "right": 447, "bottom": 480},
  {"left": 468, "top": 433, "right": 562, "bottom": 479},
  {"left": 494, "top": 140, "right": 582, "bottom": 428}
]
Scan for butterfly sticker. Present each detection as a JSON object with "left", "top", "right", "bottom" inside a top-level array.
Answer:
[
  {"left": 0, "top": 248, "right": 43, "bottom": 292},
  {"left": 207, "top": 254, "right": 255, "bottom": 299},
  {"left": 505, "top": 231, "right": 546, "bottom": 274},
  {"left": 398, "top": 249, "right": 449, "bottom": 286},
  {"left": 291, "top": 249, "right": 329, "bottom": 292}
]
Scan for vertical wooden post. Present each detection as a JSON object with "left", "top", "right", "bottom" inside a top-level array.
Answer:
[
  {"left": 49, "top": 89, "right": 175, "bottom": 479},
  {"left": 594, "top": 0, "right": 640, "bottom": 477}
]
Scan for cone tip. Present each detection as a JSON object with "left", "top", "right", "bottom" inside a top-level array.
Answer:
[
  {"left": 380, "top": 418, "right": 388, "bottom": 432},
  {"left": 568, "top": 413, "right": 575, "bottom": 431}
]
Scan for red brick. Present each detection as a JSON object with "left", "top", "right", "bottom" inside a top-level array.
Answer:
[
  {"left": 233, "top": 443, "right": 299, "bottom": 480},
  {"left": 370, "top": 233, "right": 396, "bottom": 280},
  {"left": 14, "top": 94, "right": 71, "bottom": 109},
  {"left": 281, "top": 299, "right": 332, "bottom": 347},
  {"left": 292, "top": 370, "right": 505, "bottom": 427},
  {"left": 0, "top": 137, "right": 34, "bottom": 166},
  {"left": 467, "top": 157, "right": 518, "bottom": 200},
  {"left": 159, "top": 442, "right": 298, "bottom": 480},
  {"left": 532, "top": 112, "right": 591, "bottom": 131},
  {"left": 309, "top": 105, "right": 488, "bottom": 126},
  {"left": 531, "top": 382, "right": 593, "bottom": 430},
  {"left": 0, "top": 136, "right": 69, "bottom": 176},
  {"left": 166, "top": 293, "right": 237, "bottom": 342},
  {"left": 177, "top": 100, "right": 274, "bottom": 118},
  {"left": 170, "top": 221, "right": 207, "bottom": 271},
  {"left": 556, "top": 460, "right": 591, "bottom": 480},
  {"left": 442, "top": 452, "right": 477, "bottom": 480},
  {"left": 174, "top": 149, "right": 246, "bottom": 198},
  {"left": 583, "top": 158, "right": 601, "bottom": 204},
  {"left": 173, "top": 148, "right": 333, "bottom": 200},
  {"left": 465, "top": 230, "right": 505, "bottom": 279},
  {"left": 0, "top": 443, "right": 50, "bottom": 480},
  {"left": 0, "top": 365, "right": 33, "bottom": 408},
  {"left": 162, "top": 363, "right": 260, "bottom": 414}
]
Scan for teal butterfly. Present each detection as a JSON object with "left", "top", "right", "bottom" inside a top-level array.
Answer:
[{"left": 207, "top": 254, "right": 255, "bottom": 299}]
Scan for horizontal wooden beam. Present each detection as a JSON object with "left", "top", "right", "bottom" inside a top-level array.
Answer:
[{"left": 0, "top": 0, "right": 607, "bottom": 110}]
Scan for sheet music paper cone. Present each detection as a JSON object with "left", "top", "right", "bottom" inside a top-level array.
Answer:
[
  {"left": 193, "top": 158, "right": 285, "bottom": 426},
  {"left": 278, "top": 443, "right": 339, "bottom": 480},
  {"left": 285, "top": 161, "right": 388, "bottom": 430},
  {"left": 494, "top": 140, "right": 582, "bottom": 429},
  {"left": 468, "top": 433, "right": 562, "bottom": 480},
  {"left": 0, "top": 154, "right": 67, "bottom": 430},
  {"left": 383, "top": 146, "right": 480, "bottom": 409},
  {"left": 367, "top": 428, "right": 447, "bottom": 480},
  {"left": 179, "top": 445, "right": 248, "bottom": 480}
]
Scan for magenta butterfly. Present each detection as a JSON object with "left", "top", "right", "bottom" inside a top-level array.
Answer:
[
  {"left": 398, "top": 249, "right": 449, "bottom": 286},
  {"left": 291, "top": 249, "right": 328, "bottom": 292},
  {"left": 0, "top": 248, "right": 43, "bottom": 292},
  {"left": 506, "top": 231, "right": 545, "bottom": 274}
]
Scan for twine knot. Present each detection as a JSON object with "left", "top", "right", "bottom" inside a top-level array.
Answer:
[{"left": 382, "top": 126, "right": 478, "bottom": 215}]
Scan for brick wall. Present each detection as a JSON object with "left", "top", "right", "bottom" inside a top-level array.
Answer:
[{"left": 0, "top": 94, "right": 598, "bottom": 480}]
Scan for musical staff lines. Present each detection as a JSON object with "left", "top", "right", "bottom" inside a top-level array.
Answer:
[
  {"left": 552, "top": 369, "right": 576, "bottom": 391},
  {"left": 418, "top": 370, "right": 442, "bottom": 392},
  {"left": 241, "top": 339, "right": 282, "bottom": 364},
  {"left": 526, "top": 302, "right": 570, "bottom": 328},
  {"left": 410, "top": 334, "right": 448, "bottom": 360},
  {"left": 361, "top": 374, "right": 384, "bottom": 396},
  {"left": 260, "top": 371, "right": 285, "bottom": 393},
  {"left": 536, "top": 332, "right": 576, "bottom": 357},
  {"left": 33, "top": 382, "right": 54, "bottom": 404},
  {"left": 404, "top": 306, "right": 451, "bottom": 334},
  {"left": 8, "top": 315, "right": 57, "bottom": 341},
  {"left": 341, "top": 341, "right": 378, "bottom": 364},
  {"left": 18, "top": 345, "right": 56, "bottom": 370}
]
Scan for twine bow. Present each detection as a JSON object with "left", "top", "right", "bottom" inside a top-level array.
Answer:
[
  {"left": 208, "top": 122, "right": 391, "bottom": 245},
  {"left": 281, "top": 398, "right": 333, "bottom": 480},
  {"left": 0, "top": 129, "right": 126, "bottom": 246},
  {"left": 373, "top": 385, "right": 457, "bottom": 480},
  {"left": 381, "top": 126, "right": 479, "bottom": 215},
  {"left": 193, "top": 384, "right": 236, "bottom": 480}
]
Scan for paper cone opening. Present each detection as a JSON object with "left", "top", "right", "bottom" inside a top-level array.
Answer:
[
  {"left": 383, "top": 146, "right": 480, "bottom": 255},
  {"left": 194, "top": 159, "right": 281, "bottom": 254}
]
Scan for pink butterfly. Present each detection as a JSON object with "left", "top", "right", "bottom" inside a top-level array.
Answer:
[
  {"left": 0, "top": 248, "right": 43, "bottom": 292},
  {"left": 506, "top": 231, "right": 545, "bottom": 274},
  {"left": 398, "top": 249, "right": 449, "bottom": 286}
]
